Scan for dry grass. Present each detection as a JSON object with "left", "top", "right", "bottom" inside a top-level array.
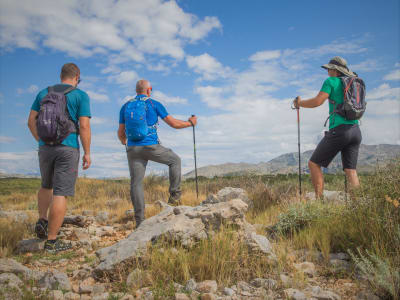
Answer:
[{"left": 137, "top": 228, "right": 274, "bottom": 288}]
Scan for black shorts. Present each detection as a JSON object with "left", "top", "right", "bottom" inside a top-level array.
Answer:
[
  {"left": 38, "top": 145, "right": 80, "bottom": 196},
  {"left": 310, "top": 124, "right": 362, "bottom": 169}
]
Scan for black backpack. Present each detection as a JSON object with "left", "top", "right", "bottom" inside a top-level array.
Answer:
[
  {"left": 37, "top": 85, "right": 78, "bottom": 145},
  {"left": 325, "top": 76, "right": 366, "bottom": 126}
]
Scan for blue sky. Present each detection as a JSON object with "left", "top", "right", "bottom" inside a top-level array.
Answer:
[{"left": 0, "top": 0, "right": 399, "bottom": 177}]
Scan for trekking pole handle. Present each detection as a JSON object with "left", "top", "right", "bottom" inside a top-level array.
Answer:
[
  {"left": 291, "top": 96, "right": 300, "bottom": 110},
  {"left": 189, "top": 114, "right": 196, "bottom": 127}
]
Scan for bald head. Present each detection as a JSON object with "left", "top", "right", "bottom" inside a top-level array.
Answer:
[{"left": 136, "top": 79, "right": 151, "bottom": 94}]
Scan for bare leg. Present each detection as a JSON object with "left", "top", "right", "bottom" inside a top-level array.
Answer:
[
  {"left": 47, "top": 196, "right": 67, "bottom": 240},
  {"left": 344, "top": 168, "right": 360, "bottom": 189},
  {"left": 309, "top": 160, "right": 324, "bottom": 199},
  {"left": 38, "top": 188, "right": 53, "bottom": 220}
]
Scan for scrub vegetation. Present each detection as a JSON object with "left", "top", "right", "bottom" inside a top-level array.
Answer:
[{"left": 0, "top": 160, "right": 399, "bottom": 299}]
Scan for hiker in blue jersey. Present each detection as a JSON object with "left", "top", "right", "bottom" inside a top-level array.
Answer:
[
  {"left": 28, "top": 63, "right": 91, "bottom": 252},
  {"left": 294, "top": 56, "right": 363, "bottom": 199},
  {"left": 118, "top": 79, "right": 197, "bottom": 228}
]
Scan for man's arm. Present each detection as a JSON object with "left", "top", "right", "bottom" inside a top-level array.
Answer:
[
  {"left": 118, "top": 124, "right": 126, "bottom": 145},
  {"left": 163, "top": 115, "right": 197, "bottom": 129},
  {"left": 296, "top": 92, "right": 329, "bottom": 108},
  {"left": 79, "top": 116, "right": 91, "bottom": 169},
  {"left": 27, "top": 110, "right": 39, "bottom": 141}
]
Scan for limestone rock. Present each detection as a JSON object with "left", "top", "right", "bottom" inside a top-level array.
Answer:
[
  {"left": 95, "top": 211, "right": 109, "bottom": 224},
  {"left": 0, "top": 258, "right": 43, "bottom": 281},
  {"left": 244, "top": 230, "right": 275, "bottom": 259},
  {"left": 249, "top": 278, "right": 277, "bottom": 290},
  {"left": 284, "top": 288, "right": 306, "bottom": 300},
  {"left": 185, "top": 278, "right": 197, "bottom": 292},
  {"left": 92, "top": 293, "right": 110, "bottom": 300},
  {"left": 307, "top": 286, "right": 341, "bottom": 300},
  {"left": 49, "top": 290, "right": 64, "bottom": 300},
  {"left": 306, "top": 190, "right": 347, "bottom": 202},
  {"left": 330, "top": 259, "right": 351, "bottom": 273},
  {"left": 200, "top": 293, "right": 216, "bottom": 300},
  {"left": 95, "top": 199, "right": 248, "bottom": 275},
  {"left": 38, "top": 270, "right": 71, "bottom": 291},
  {"left": 0, "top": 273, "right": 23, "bottom": 288},
  {"left": 175, "top": 293, "right": 190, "bottom": 300},
  {"left": 196, "top": 280, "right": 218, "bottom": 293},
  {"left": 223, "top": 287, "right": 235, "bottom": 296},
  {"left": 293, "top": 261, "right": 316, "bottom": 277},
  {"left": 63, "top": 292, "right": 80, "bottom": 300},
  {"left": 329, "top": 252, "right": 350, "bottom": 261},
  {"left": 15, "top": 238, "right": 46, "bottom": 253},
  {"left": 203, "top": 187, "right": 250, "bottom": 206}
]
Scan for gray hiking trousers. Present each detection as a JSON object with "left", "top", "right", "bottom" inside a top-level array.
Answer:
[{"left": 126, "top": 144, "right": 182, "bottom": 226}]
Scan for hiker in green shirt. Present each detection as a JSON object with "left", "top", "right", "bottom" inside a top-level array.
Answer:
[{"left": 294, "top": 56, "right": 362, "bottom": 199}]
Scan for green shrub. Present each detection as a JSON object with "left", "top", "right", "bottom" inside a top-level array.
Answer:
[{"left": 349, "top": 247, "right": 400, "bottom": 300}]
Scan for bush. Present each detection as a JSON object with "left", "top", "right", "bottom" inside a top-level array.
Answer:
[{"left": 349, "top": 247, "right": 400, "bottom": 300}]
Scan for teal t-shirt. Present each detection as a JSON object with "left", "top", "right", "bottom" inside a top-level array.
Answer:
[
  {"left": 320, "top": 77, "right": 359, "bottom": 129},
  {"left": 31, "top": 84, "right": 91, "bottom": 148}
]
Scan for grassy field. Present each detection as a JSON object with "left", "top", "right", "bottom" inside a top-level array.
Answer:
[{"left": 0, "top": 161, "right": 399, "bottom": 299}]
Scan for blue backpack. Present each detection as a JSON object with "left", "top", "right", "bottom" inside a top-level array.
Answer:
[{"left": 124, "top": 96, "right": 157, "bottom": 141}]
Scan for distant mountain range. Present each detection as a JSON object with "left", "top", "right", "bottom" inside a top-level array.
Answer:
[{"left": 184, "top": 144, "right": 400, "bottom": 178}]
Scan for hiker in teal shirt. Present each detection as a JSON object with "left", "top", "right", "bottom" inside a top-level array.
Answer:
[
  {"left": 294, "top": 56, "right": 362, "bottom": 199},
  {"left": 28, "top": 63, "right": 92, "bottom": 253}
]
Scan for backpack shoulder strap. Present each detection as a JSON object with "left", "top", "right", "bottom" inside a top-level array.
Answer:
[{"left": 63, "top": 86, "right": 76, "bottom": 95}]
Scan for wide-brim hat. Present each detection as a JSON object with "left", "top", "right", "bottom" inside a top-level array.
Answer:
[{"left": 321, "top": 56, "right": 356, "bottom": 77}]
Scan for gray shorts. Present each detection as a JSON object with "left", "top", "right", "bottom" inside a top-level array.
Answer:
[{"left": 38, "top": 145, "right": 80, "bottom": 196}]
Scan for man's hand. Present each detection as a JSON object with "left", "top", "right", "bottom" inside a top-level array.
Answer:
[
  {"left": 293, "top": 96, "right": 301, "bottom": 109},
  {"left": 188, "top": 115, "right": 197, "bottom": 126},
  {"left": 82, "top": 153, "right": 91, "bottom": 170}
]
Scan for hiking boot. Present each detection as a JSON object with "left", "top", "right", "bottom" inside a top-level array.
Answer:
[
  {"left": 168, "top": 195, "right": 181, "bottom": 206},
  {"left": 44, "top": 238, "right": 72, "bottom": 253},
  {"left": 34, "top": 218, "right": 48, "bottom": 239}
]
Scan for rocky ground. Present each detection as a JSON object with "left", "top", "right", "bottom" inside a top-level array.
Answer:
[{"left": 0, "top": 188, "right": 381, "bottom": 300}]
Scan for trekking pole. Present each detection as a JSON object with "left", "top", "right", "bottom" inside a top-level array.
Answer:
[
  {"left": 292, "top": 97, "right": 302, "bottom": 198},
  {"left": 344, "top": 173, "right": 348, "bottom": 202},
  {"left": 189, "top": 115, "right": 199, "bottom": 199}
]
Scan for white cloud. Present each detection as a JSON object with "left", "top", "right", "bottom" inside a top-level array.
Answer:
[
  {"left": 108, "top": 71, "right": 139, "bottom": 86},
  {"left": 0, "top": 136, "right": 16, "bottom": 144},
  {"left": 87, "top": 91, "right": 110, "bottom": 103},
  {"left": 186, "top": 53, "right": 232, "bottom": 80},
  {"left": 17, "top": 84, "right": 38, "bottom": 95},
  {"left": 249, "top": 50, "right": 281, "bottom": 61},
  {"left": 91, "top": 117, "right": 110, "bottom": 125},
  {"left": 367, "top": 83, "right": 400, "bottom": 101},
  {"left": 0, "top": 0, "right": 221, "bottom": 67},
  {"left": 151, "top": 91, "right": 187, "bottom": 105},
  {"left": 118, "top": 95, "right": 135, "bottom": 105},
  {"left": 350, "top": 59, "right": 380, "bottom": 72},
  {"left": 384, "top": 69, "right": 400, "bottom": 81}
]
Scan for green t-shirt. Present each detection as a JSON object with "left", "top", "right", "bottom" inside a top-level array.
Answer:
[{"left": 320, "top": 77, "right": 358, "bottom": 129}]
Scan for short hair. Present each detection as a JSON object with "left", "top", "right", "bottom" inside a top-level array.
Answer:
[
  {"left": 136, "top": 79, "right": 150, "bottom": 94},
  {"left": 60, "top": 63, "right": 80, "bottom": 80}
]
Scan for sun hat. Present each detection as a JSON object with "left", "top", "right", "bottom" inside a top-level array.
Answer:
[{"left": 321, "top": 56, "right": 356, "bottom": 77}]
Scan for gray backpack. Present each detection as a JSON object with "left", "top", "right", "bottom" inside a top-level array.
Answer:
[
  {"left": 325, "top": 76, "right": 366, "bottom": 126},
  {"left": 37, "top": 85, "right": 78, "bottom": 145}
]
